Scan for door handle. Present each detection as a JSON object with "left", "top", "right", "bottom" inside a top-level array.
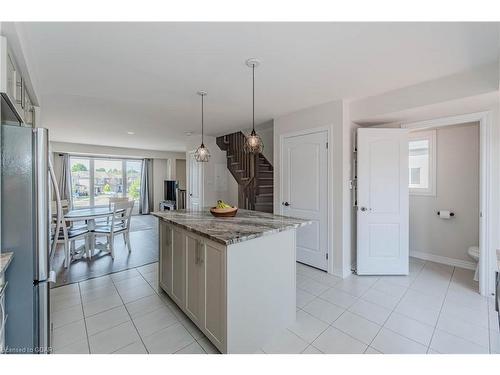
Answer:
[
  {"left": 48, "top": 270, "right": 56, "bottom": 284},
  {"left": 360, "top": 206, "right": 368, "bottom": 212},
  {"left": 282, "top": 202, "right": 290, "bottom": 207}
]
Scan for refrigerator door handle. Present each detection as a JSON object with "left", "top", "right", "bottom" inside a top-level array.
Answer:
[
  {"left": 34, "top": 128, "right": 50, "bottom": 282},
  {"left": 48, "top": 271, "right": 56, "bottom": 284}
]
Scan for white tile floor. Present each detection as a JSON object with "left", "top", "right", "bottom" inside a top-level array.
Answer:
[{"left": 51, "top": 257, "right": 500, "bottom": 354}]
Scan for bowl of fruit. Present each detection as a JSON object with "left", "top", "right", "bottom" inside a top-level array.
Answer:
[{"left": 210, "top": 200, "right": 238, "bottom": 217}]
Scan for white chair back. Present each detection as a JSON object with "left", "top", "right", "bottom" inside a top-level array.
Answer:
[
  {"left": 110, "top": 200, "right": 134, "bottom": 230},
  {"left": 108, "top": 197, "right": 130, "bottom": 208}
]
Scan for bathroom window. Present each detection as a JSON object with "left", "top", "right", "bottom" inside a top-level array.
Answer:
[
  {"left": 410, "top": 167, "right": 421, "bottom": 185},
  {"left": 409, "top": 130, "right": 436, "bottom": 196}
]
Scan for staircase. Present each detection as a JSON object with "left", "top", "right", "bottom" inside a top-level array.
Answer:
[{"left": 216, "top": 131, "right": 273, "bottom": 213}]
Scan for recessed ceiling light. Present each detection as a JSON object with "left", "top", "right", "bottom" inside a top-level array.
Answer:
[{"left": 127, "top": 131, "right": 135, "bottom": 135}]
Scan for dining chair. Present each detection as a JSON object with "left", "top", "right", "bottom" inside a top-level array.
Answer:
[
  {"left": 93, "top": 200, "right": 134, "bottom": 259},
  {"left": 94, "top": 196, "right": 131, "bottom": 227},
  {"left": 108, "top": 197, "right": 131, "bottom": 206},
  {"left": 51, "top": 215, "right": 90, "bottom": 268},
  {"left": 52, "top": 199, "right": 89, "bottom": 231}
]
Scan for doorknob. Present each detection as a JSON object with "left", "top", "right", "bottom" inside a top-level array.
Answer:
[
  {"left": 360, "top": 206, "right": 368, "bottom": 212},
  {"left": 282, "top": 202, "right": 290, "bottom": 207},
  {"left": 189, "top": 193, "right": 193, "bottom": 197}
]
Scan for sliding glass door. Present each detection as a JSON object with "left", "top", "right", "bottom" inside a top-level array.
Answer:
[
  {"left": 126, "top": 160, "right": 142, "bottom": 211},
  {"left": 69, "top": 156, "right": 142, "bottom": 213},
  {"left": 70, "top": 157, "right": 91, "bottom": 208},
  {"left": 94, "top": 159, "right": 124, "bottom": 206}
]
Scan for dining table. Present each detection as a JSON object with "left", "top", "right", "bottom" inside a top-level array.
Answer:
[{"left": 64, "top": 207, "right": 120, "bottom": 259}]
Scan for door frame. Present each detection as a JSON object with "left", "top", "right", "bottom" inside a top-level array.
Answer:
[
  {"left": 402, "top": 111, "right": 494, "bottom": 296},
  {"left": 187, "top": 150, "right": 204, "bottom": 211},
  {"left": 279, "top": 126, "right": 332, "bottom": 273}
]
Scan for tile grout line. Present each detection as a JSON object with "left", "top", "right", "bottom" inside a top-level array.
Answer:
[
  {"left": 300, "top": 271, "right": 397, "bottom": 353},
  {"left": 364, "top": 260, "right": 427, "bottom": 353},
  {"left": 137, "top": 268, "right": 218, "bottom": 354},
  {"left": 110, "top": 271, "right": 151, "bottom": 354},
  {"left": 77, "top": 282, "right": 92, "bottom": 354},
  {"left": 136, "top": 267, "right": 215, "bottom": 353},
  {"left": 426, "top": 265, "right": 455, "bottom": 353}
]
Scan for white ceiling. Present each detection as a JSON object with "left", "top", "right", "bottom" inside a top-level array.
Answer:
[{"left": 20, "top": 22, "right": 499, "bottom": 152}]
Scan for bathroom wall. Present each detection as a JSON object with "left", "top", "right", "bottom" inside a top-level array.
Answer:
[{"left": 410, "top": 122, "right": 479, "bottom": 265}]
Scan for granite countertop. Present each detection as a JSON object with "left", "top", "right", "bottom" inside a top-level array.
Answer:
[
  {"left": 152, "top": 209, "right": 311, "bottom": 245},
  {"left": 0, "top": 252, "right": 14, "bottom": 276}
]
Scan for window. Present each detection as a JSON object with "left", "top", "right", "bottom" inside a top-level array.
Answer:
[
  {"left": 410, "top": 167, "right": 421, "bottom": 185},
  {"left": 409, "top": 130, "right": 436, "bottom": 196},
  {"left": 126, "top": 160, "right": 142, "bottom": 206},
  {"left": 70, "top": 158, "right": 91, "bottom": 208},
  {"left": 94, "top": 159, "right": 124, "bottom": 206},
  {"left": 69, "top": 156, "right": 142, "bottom": 211}
]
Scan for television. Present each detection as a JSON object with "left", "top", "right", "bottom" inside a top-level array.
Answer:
[{"left": 164, "top": 180, "right": 178, "bottom": 201}]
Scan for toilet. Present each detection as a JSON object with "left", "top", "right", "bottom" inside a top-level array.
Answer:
[{"left": 467, "top": 246, "right": 479, "bottom": 281}]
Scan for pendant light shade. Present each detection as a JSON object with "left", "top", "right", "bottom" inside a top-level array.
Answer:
[
  {"left": 194, "top": 91, "right": 210, "bottom": 162},
  {"left": 244, "top": 59, "right": 264, "bottom": 154}
]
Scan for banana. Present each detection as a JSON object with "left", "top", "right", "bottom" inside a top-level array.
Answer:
[{"left": 216, "top": 200, "right": 232, "bottom": 209}]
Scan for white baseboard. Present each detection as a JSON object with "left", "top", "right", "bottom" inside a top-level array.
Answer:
[{"left": 410, "top": 250, "right": 477, "bottom": 271}]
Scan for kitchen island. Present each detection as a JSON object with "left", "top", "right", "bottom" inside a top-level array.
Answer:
[{"left": 152, "top": 209, "right": 310, "bottom": 354}]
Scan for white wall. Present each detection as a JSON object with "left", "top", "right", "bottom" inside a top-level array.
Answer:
[
  {"left": 410, "top": 123, "right": 480, "bottom": 264},
  {"left": 175, "top": 159, "right": 186, "bottom": 190},
  {"left": 185, "top": 135, "right": 239, "bottom": 208},
  {"left": 273, "top": 99, "right": 354, "bottom": 277},
  {"left": 50, "top": 141, "right": 185, "bottom": 211},
  {"left": 51, "top": 141, "right": 185, "bottom": 160},
  {"left": 351, "top": 63, "right": 499, "bottom": 124}
]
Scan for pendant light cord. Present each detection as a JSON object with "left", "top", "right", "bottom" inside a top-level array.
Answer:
[
  {"left": 252, "top": 64, "right": 255, "bottom": 132},
  {"left": 201, "top": 94, "right": 204, "bottom": 144}
]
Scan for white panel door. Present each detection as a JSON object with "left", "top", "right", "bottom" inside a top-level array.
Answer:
[
  {"left": 188, "top": 152, "right": 202, "bottom": 211},
  {"left": 282, "top": 130, "right": 328, "bottom": 270},
  {"left": 357, "top": 128, "right": 409, "bottom": 275}
]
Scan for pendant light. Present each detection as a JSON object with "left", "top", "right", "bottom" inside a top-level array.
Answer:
[
  {"left": 244, "top": 58, "right": 264, "bottom": 154},
  {"left": 194, "top": 91, "right": 210, "bottom": 162}
]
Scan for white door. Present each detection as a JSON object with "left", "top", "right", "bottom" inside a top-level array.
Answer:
[
  {"left": 282, "top": 130, "right": 328, "bottom": 270},
  {"left": 188, "top": 152, "right": 202, "bottom": 210},
  {"left": 357, "top": 128, "right": 409, "bottom": 275}
]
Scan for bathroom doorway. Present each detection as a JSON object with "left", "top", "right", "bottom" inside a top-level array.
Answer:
[
  {"left": 407, "top": 123, "right": 480, "bottom": 287},
  {"left": 402, "top": 112, "right": 494, "bottom": 296}
]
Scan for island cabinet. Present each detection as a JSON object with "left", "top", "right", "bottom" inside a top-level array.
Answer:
[
  {"left": 159, "top": 222, "right": 226, "bottom": 351},
  {"left": 155, "top": 209, "right": 308, "bottom": 354}
]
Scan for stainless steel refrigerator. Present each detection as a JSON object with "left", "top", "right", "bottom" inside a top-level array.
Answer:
[{"left": 1, "top": 123, "right": 54, "bottom": 354}]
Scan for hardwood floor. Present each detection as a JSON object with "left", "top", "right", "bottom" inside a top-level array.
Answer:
[{"left": 51, "top": 215, "right": 159, "bottom": 287}]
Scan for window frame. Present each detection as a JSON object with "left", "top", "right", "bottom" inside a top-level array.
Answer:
[
  {"left": 69, "top": 155, "right": 143, "bottom": 212},
  {"left": 408, "top": 129, "right": 436, "bottom": 196}
]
